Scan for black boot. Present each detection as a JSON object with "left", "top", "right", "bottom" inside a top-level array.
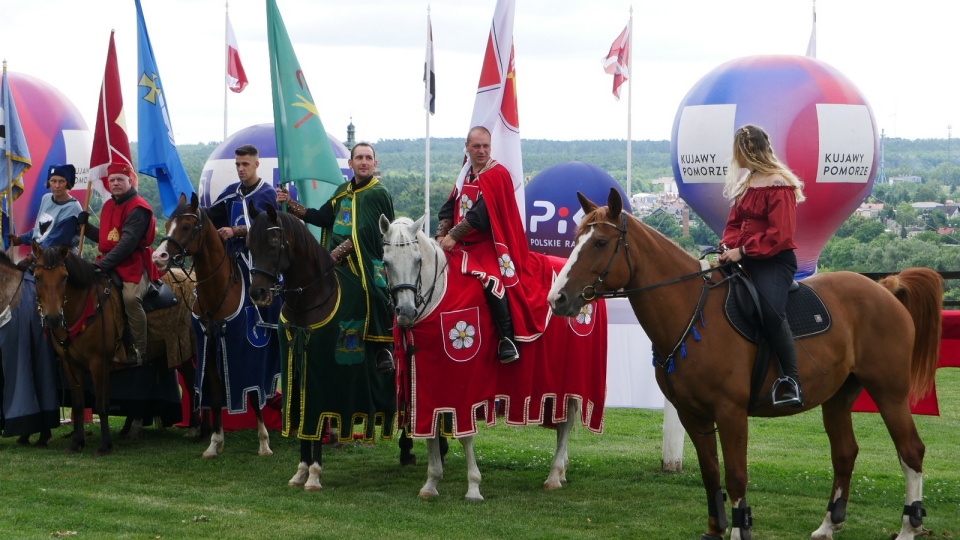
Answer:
[
  {"left": 375, "top": 345, "right": 395, "bottom": 373},
  {"left": 770, "top": 320, "right": 803, "bottom": 407},
  {"left": 485, "top": 287, "right": 519, "bottom": 363}
]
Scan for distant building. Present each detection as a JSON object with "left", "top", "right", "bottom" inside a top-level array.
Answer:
[
  {"left": 855, "top": 202, "right": 885, "bottom": 219},
  {"left": 891, "top": 175, "right": 922, "bottom": 184}
]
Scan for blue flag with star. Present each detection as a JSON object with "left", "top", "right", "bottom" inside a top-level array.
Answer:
[{"left": 136, "top": 0, "right": 195, "bottom": 217}]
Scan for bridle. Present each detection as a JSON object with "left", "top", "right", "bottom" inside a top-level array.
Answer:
[
  {"left": 249, "top": 220, "right": 333, "bottom": 314},
  {"left": 578, "top": 212, "right": 731, "bottom": 301},
  {"left": 383, "top": 233, "right": 447, "bottom": 321},
  {"left": 159, "top": 210, "right": 229, "bottom": 287}
]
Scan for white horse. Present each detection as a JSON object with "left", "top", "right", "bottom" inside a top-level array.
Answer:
[{"left": 380, "top": 215, "right": 607, "bottom": 501}]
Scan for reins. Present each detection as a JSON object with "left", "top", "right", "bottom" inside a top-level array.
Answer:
[{"left": 250, "top": 223, "right": 337, "bottom": 317}]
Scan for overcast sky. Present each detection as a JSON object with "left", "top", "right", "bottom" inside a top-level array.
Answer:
[{"left": 1, "top": 0, "right": 956, "bottom": 145}]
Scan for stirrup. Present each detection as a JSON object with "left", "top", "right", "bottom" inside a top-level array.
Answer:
[
  {"left": 375, "top": 349, "right": 395, "bottom": 373},
  {"left": 498, "top": 337, "right": 519, "bottom": 363},
  {"left": 771, "top": 377, "right": 803, "bottom": 407}
]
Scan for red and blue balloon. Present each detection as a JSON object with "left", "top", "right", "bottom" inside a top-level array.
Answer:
[{"left": 671, "top": 55, "right": 877, "bottom": 278}]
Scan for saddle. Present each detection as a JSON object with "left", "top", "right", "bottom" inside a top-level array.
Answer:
[
  {"left": 102, "top": 271, "right": 179, "bottom": 361},
  {"left": 720, "top": 265, "right": 831, "bottom": 412}
]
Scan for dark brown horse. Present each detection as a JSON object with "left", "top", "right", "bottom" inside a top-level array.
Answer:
[
  {"left": 153, "top": 192, "right": 276, "bottom": 458},
  {"left": 548, "top": 189, "right": 941, "bottom": 540},
  {"left": 31, "top": 243, "right": 196, "bottom": 455},
  {"left": 246, "top": 206, "right": 397, "bottom": 491}
]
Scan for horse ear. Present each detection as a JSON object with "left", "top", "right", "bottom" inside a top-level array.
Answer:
[
  {"left": 178, "top": 193, "right": 188, "bottom": 207},
  {"left": 31, "top": 239, "right": 43, "bottom": 259},
  {"left": 608, "top": 188, "right": 623, "bottom": 219},
  {"left": 247, "top": 200, "right": 261, "bottom": 221},
  {"left": 577, "top": 192, "right": 599, "bottom": 215},
  {"left": 412, "top": 214, "right": 426, "bottom": 235},
  {"left": 264, "top": 204, "right": 277, "bottom": 222},
  {"left": 58, "top": 244, "right": 70, "bottom": 261},
  {"left": 189, "top": 191, "right": 199, "bottom": 210},
  {"left": 379, "top": 214, "right": 392, "bottom": 236}
]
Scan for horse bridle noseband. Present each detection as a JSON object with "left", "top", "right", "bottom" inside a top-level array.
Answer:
[
  {"left": 249, "top": 222, "right": 334, "bottom": 314},
  {"left": 383, "top": 235, "right": 447, "bottom": 320}
]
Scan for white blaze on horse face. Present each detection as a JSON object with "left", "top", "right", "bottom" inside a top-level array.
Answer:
[
  {"left": 154, "top": 219, "right": 178, "bottom": 262},
  {"left": 548, "top": 228, "right": 594, "bottom": 305}
]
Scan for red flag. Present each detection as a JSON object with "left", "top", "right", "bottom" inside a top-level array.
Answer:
[
  {"left": 461, "top": 0, "right": 525, "bottom": 222},
  {"left": 226, "top": 13, "right": 248, "bottom": 93},
  {"left": 601, "top": 24, "right": 630, "bottom": 100},
  {"left": 89, "top": 31, "right": 134, "bottom": 193}
]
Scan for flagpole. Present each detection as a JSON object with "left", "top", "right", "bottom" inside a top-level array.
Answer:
[
  {"left": 3, "top": 60, "right": 14, "bottom": 236},
  {"left": 223, "top": 0, "right": 229, "bottom": 141},
  {"left": 424, "top": 6, "right": 431, "bottom": 233},
  {"left": 626, "top": 7, "right": 633, "bottom": 199}
]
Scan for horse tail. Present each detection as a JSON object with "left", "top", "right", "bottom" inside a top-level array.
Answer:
[{"left": 878, "top": 267, "right": 943, "bottom": 401}]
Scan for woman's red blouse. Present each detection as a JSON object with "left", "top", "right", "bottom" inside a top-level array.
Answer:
[{"left": 720, "top": 185, "right": 798, "bottom": 259}]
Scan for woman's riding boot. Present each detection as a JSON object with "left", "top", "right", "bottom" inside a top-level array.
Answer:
[
  {"left": 771, "top": 320, "right": 803, "bottom": 407},
  {"left": 484, "top": 287, "right": 519, "bottom": 363}
]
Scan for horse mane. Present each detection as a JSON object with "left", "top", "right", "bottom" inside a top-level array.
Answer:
[
  {"left": 250, "top": 210, "right": 331, "bottom": 270},
  {"left": 0, "top": 249, "right": 17, "bottom": 271},
  {"left": 39, "top": 247, "right": 99, "bottom": 288},
  {"left": 171, "top": 200, "right": 214, "bottom": 228},
  {"left": 576, "top": 205, "right": 697, "bottom": 262}
]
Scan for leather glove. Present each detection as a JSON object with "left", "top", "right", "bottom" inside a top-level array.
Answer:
[
  {"left": 5, "top": 234, "right": 21, "bottom": 247},
  {"left": 77, "top": 211, "right": 90, "bottom": 226}
]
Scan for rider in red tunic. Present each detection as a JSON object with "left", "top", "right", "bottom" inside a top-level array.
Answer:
[
  {"left": 79, "top": 163, "right": 162, "bottom": 366},
  {"left": 437, "top": 126, "right": 552, "bottom": 362}
]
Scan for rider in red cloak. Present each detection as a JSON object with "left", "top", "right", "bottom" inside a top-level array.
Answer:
[{"left": 437, "top": 126, "right": 552, "bottom": 362}]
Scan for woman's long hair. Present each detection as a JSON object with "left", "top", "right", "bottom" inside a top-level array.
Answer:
[{"left": 723, "top": 125, "right": 806, "bottom": 203}]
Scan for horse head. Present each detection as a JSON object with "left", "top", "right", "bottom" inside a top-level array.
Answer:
[
  {"left": 380, "top": 214, "right": 441, "bottom": 328},
  {"left": 549, "top": 188, "right": 633, "bottom": 317},
  {"left": 247, "top": 204, "right": 289, "bottom": 306},
  {"left": 32, "top": 242, "right": 74, "bottom": 329},
  {"left": 155, "top": 192, "right": 205, "bottom": 271}
]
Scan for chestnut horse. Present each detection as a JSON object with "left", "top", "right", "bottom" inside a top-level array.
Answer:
[
  {"left": 31, "top": 244, "right": 196, "bottom": 455},
  {"left": 153, "top": 192, "right": 278, "bottom": 459},
  {"left": 246, "top": 206, "right": 397, "bottom": 491},
  {"left": 548, "top": 189, "right": 941, "bottom": 540}
]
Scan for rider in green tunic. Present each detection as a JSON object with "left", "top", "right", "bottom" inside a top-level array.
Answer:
[{"left": 278, "top": 142, "right": 396, "bottom": 372}]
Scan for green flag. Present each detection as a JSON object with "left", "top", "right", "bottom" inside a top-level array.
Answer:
[{"left": 267, "top": 0, "right": 343, "bottom": 236}]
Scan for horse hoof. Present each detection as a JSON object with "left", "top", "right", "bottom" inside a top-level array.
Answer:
[
  {"left": 464, "top": 494, "right": 484, "bottom": 502},
  {"left": 16, "top": 436, "right": 30, "bottom": 446},
  {"left": 543, "top": 481, "right": 562, "bottom": 490},
  {"left": 418, "top": 489, "right": 439, "bottom": 499},
  {"left": 201, "top": 451, "right": 218, "bottom": 459},
  {"left": 400, "top": 455, "right": 417, "bottom": 466},
  {"left": 303, "top": 484, "right": 322, "bottom": 492},
  {"left": 258, "top": 449, "right": 274, "bottom": 457}
]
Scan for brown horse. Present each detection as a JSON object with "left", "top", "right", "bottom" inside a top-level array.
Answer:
[
  {"left": 153, "top": 192, "right": 277, "bottom": 459},
  {"left": 548, "top": 189, "right": 941, "bottom": 540},
  {"left": 31, "top": 243, "right": 196, "bottom": 455}
]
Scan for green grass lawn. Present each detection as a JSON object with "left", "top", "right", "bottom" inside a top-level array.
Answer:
[{"left": 2, "top": 370, "right": 958, "bottom": 539}]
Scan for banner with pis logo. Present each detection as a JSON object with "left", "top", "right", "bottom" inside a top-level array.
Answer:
[{"left": 524, "top": 161, "right": 632, "bottom": 258}]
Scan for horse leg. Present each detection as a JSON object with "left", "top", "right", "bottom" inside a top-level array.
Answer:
[
  {"left": 34, "top": 428, "right": 52, "bottom": 449},
  {"left": 64, "top": 370, "right": 86, "bottom": 454},
  {"left": 461, "top": 435, "right": 483, "bottom": 501},
  {"left": 679, "top": 409, "right": 726, "bottom": 540},
  {"left": 715, "top": 413, "right": 751, "bottom": 540},
  {"left": 91, "top": 362, "right": 113, "bottom": 457},
  {"left": 16, "top": 435, "right": 31, "bottom": 446},
  {"left": 418, "top": 434, "right": 446, "bottom": 498},
  {"left": 812, "top": 380, "right": 861, "bottom": 540},
  {"left": 304, "top": 440, "right": 323, "bottom": 491},
  {"left": 544, "top": 398, "right": 578, "bottom": 490},
  {"left": 202, "top": 340, "right": 225, "bottom": 458},
  {"left": 252, "top": 393, "right": 273, "bottom": 457},
  {"left": 288, "top": 440, "right": 316, "bottom": 488},
  {"left": 177, "top": 361, "right": 202, "bottom": 440},
  {"left": 399, "top": 427, "right": 416, "bottom": 466},
  {"left": 870, "top": 393, "right": 928, "bottom": 538}
]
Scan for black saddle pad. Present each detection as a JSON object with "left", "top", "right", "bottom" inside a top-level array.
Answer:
[{"left": 724, "top": 279, "right": 831, "bottom": 343}]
